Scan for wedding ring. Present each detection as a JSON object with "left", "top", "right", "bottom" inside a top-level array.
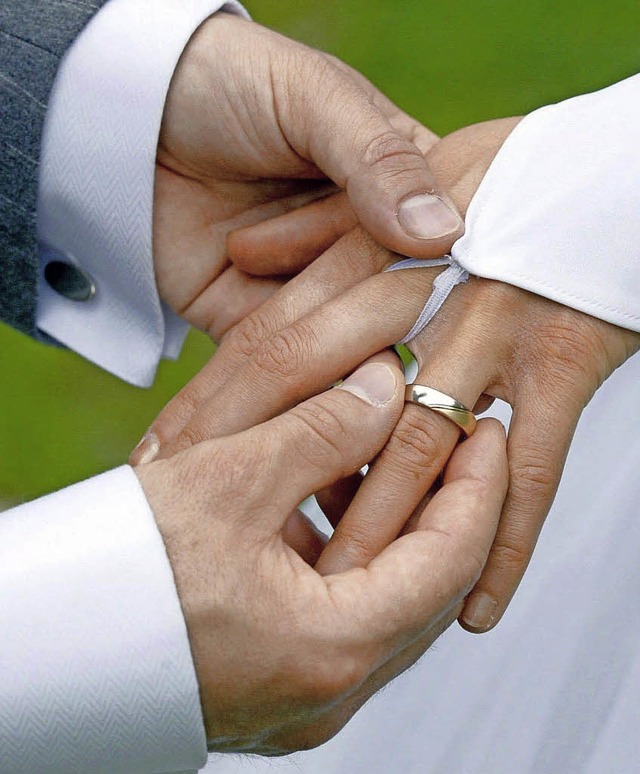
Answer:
[{"left": 404, "top": 384, "right": 477, "bottom": 437}]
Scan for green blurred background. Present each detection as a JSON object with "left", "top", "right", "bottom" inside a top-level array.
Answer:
[{"left": 2, "top": 0, "right": 639, "bottom": 505}]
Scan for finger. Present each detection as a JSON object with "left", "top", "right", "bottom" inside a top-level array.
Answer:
[
  {"left": 459, "top": 391, "right": 578, "bottom": 633},
  {"left": 185, "top": 264, "right": 284, "bottom": 341},
  {"left": 281, "top": 51, "right": 464, "bottom": 257},
  {"left": 130, "top": 226, "right": 399, "bottom": 465},
  {"left": 281, "top": 510, "right": 328, "bottom": 566},
  {"left": 228, "top": 77, "right": 443, "bottom": 279},
  {"left": 315, "top": 472, "right": 364, "bottom": 530},
  {"left": 153, "top": 170, "right": 334, "bottom": 321},
  {"left": 248, "top": 357, "right": 405, "bottom": 521},
  {"left": 316, "top": 307, "right": 504, "bottom": 574},
  {"left": 332, "top": 420, "right": 508, "bottom": 652},
  {"left": 271, "top": 422, "right": 507, "bottom": 753},
  {"left": 157, "top": 268, "right": 439, "bottom": 459},
  {"left": 228, "top": 192, "right": 358, "bottom": 277}
]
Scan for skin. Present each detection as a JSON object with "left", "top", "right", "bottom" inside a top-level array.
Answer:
[
  {"left": 135, "top": 117, "right": 640, "bottom": 633},
  {"left": 135, "top": 358, "right": 509, "bottom": 753},
  {"left": 150, "top": 12, "right": 463, "bottom": 341},
  {"left": 126, "top": 16, "right": 508, "bottom": 750}
]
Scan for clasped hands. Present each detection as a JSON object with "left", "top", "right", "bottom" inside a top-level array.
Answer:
[{"left": 131, "top": 14, "right": 639, "bottom": 755}]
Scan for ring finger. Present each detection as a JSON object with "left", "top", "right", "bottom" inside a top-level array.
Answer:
[{"left": 315, "top": 287, "right": 509, "bottom": 574}]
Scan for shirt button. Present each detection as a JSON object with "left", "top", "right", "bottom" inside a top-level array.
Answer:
[{"left": 44, "top": 261, "right": 96, "bottom": 302}]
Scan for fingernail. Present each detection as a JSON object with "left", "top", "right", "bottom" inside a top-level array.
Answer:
[
  {"left": 398, "top": 193, "right": 462, "bottom": 240},
  {"left": 338, "top": 363, "right": 397, "bottom": 406},
  {"left": 131, "top": 431, "right": 160, "bottom": 465},
  {"left": 461, "top": 593, "right": 499, "bottom": 631}
]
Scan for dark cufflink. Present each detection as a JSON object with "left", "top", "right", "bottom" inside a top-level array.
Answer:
[{"left": 44, "top": 261, "right": 96, "bottom": 302}]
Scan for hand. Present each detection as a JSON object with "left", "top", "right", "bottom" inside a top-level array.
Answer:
[
  {"left": 134, "top": 357, "right": 507, "bottom": 754},
  {"left": 152, "top": 12, "right": 463, "bottom": 339},
  {"left": 134, "top": 117, "right": 640, "bottom": 635}
]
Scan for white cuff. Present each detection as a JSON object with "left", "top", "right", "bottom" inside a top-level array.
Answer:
[
  {"left": 452, "top": 73, "right": 640, "bottom": 333},
  {"left": 0, "top": 466, "right": 206, "bottom": 773},
  {"left": 36, "top": 0, "right": 248, "bottom": 387}
]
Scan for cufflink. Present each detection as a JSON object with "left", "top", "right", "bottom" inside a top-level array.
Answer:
[{"left": 44, "top": 260, "right": 96, "bottom": 302}]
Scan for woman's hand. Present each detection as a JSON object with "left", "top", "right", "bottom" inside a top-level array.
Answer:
[{"left": 134, "top": 117, "right": 640, "bottom": 633}]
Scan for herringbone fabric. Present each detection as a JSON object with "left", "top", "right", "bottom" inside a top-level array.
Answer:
[{"left": 0, "top": 0, "right": 108, "bottom": 336}]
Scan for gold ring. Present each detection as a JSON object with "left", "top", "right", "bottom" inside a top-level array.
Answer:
[{"left": 404, "top": 384, "right": 477, "bottom": 438}]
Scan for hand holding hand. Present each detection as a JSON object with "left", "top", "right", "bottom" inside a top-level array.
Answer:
[
  {"left": 138, "top": 116, "right": 640, "bottom": 635},
  {"left": 135, "top": 358, "right": 507, "bottom": 753},
  {"left": 153, "top": 12, "right": 463, "bottom": 338}
]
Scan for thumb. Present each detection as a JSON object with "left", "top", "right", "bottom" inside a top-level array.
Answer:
[
  {"left": 348, "top": 420, "right": 508, "bottom": 648},
  {"left": 278, "top": 52, "right": 464, "bottom": 258},
  {"left": 249, "top": 355, "right": 404, "bottom": 526}
]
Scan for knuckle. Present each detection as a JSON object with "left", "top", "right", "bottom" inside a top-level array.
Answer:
[
  {"left": 175, "top": 421, "right": 208, "bottom": 452},
  {"left": 488, "top": 539, "right": 532, "bottom": 577},
  {"left": 511, "top": 453, "right": 557, "bottom": 500},
  {"left": 252, "top": 324, "right": 319, "bottom": 381},
  {"left": 224, "top": 312, "right": 274, "bottom": 361},
  {"left": 333, "top": 523, "right": 380, "bottom": 567},
  {"left": 529, "top": 306, "right": 609, "bottom": 393},
  {"left": 156, "top": 379, "right": 213, "bottom": 440},
  {"left": 541, "top": 325, "right": 590, "bottom": 374},
  {"left": 173, "top": 385, "right": 204, "bottom": 420},
  {"left": 290, "top": 399, "right": 351, "bottom": 472},
  {"left": 386, "top": 415, "right": 445, "bottom": 479},
  {"left": 362, "top": 130, "right": 424, "bottom": 171}
]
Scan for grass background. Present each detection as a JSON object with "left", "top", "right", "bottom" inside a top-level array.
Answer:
[{"left": 2, "top": 0, "right": 639, "bottom": 504}]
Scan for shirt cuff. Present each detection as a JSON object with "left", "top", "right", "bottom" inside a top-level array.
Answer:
[
  {"left": 36, "top": 0, "right": 249, "bottom": 387},
  {"left": 451, "top": 73, "right": 640, "bottom": 333},
  {"left": 0, "top": 466, "right": 206, "bottom": 773}
]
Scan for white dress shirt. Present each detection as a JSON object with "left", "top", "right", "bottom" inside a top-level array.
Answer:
[
  {"left": 1, "top": 2, "right": 246, "bottom": 772},
  {"left": 452, "top": 73, "right": 640, "bottom": 333}
]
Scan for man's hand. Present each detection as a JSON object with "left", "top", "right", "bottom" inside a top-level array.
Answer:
[
  {"left": 134, "top": 357, "right": 507, "bottom": 754},
  {"left": 134, "top": 117, "right": 640, "bottom": 635},
  {"left": 151, "top": 12, "right": 463, "bottom": 339}
]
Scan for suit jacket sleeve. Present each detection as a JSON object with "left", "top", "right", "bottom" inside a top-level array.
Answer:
[
  {"left": 0, "top": 0, "right": 110, "bottom": 337},
  {"left": 2, "top": 0, "right": 248, "bottom": 387}
]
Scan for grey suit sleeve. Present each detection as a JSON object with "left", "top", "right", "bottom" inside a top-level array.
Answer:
[{"left": 0, "top": 0, "right": 109, "bottom": 337}]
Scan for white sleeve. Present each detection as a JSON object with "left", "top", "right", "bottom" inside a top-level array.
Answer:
[
  {"left": 0, "top": 466, "right": 206, "bottom": 773},
  {"left": 36, "top": 0, "right": 249, "bottom": 388},
  {"left": 452, "top": 74, "right": 640, "bottom": 333}
]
